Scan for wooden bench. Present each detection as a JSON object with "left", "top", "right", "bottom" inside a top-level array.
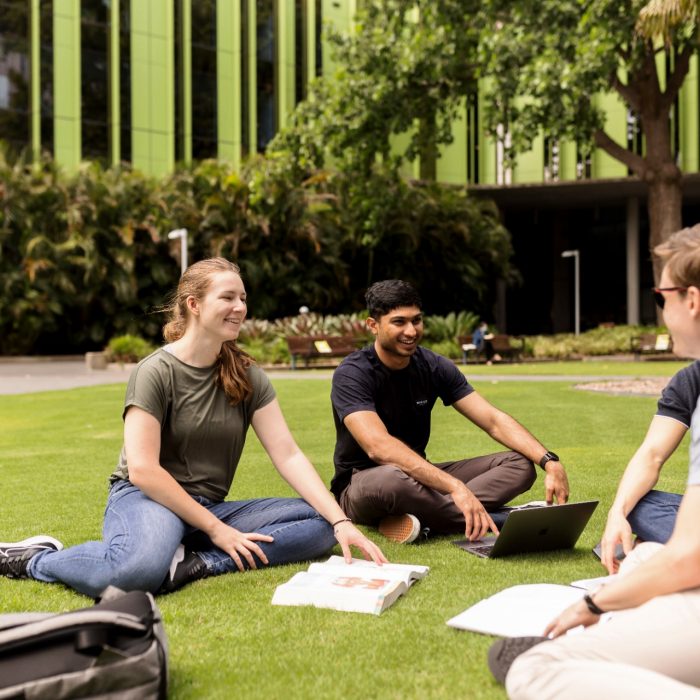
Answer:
[
  {"left": 286, "top": 335, "right": 360, "bottom": 369},
  {"left": 631, "top": 333, "right": 673, "bottom": 359},
  {"left": 458, "top": 334, "right": 523, "bottom": 364}
]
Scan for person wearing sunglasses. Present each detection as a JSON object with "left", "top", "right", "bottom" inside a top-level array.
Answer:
[
  {"left": 498, "top": 225, "right": 700, "bottom": 699},
  {"left": 598, "top": 317, "right": 700, "bottom": 572}
]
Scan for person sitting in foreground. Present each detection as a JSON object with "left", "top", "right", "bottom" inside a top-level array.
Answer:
[
  {"left": 598, "top": 359, "right": 700, "bottom": 573},
  {"left": 329, "top": 279, "right": 570, "bottom": 544},
  {"left": 0, "top": 258, "right": 385, "bottom": 597},
  {"left": 496, "top": 225, "right": 700, "bottom": 699}
]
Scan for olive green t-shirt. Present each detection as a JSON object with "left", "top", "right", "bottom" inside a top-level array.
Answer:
[{"left": 111, "top": 348, "right": 276, "bottom": 501}]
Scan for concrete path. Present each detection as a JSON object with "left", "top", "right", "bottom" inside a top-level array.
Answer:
[{"left": 0, "top": 358, "right": 662, "bottom": 395}]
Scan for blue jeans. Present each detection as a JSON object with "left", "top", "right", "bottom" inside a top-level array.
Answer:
[
  {"left": 29, "top": 480, "right": 336, "bottom": 598},
  {"left": 627, "top": 489, "right": 683, "bottom": 543}
]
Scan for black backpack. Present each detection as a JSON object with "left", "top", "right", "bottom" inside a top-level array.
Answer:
[{"left": 0, "top": 586, "right": 168, "bottom": 699}]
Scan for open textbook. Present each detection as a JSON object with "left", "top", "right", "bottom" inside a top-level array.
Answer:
[
  {"left": 447, "top": 576, "right": 618, "bottom": 637},
  {"left": 271, "top": 556, "right": 429, "bottom": 615}
]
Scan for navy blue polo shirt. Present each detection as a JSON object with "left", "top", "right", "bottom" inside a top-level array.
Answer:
[{"left": 330, "top": 345, "right": 473, "bottom": 498}]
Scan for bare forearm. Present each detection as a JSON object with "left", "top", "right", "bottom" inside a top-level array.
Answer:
[
  {"left": 369, "top": 437, "right": 467, "bottom": 495},
  {"left": 274, "top": 450, "right": 347, "bottom": 523},
  {"left": 610, "top": 457, "right": 662, "bottom": 517},
  {"left": 487, "top": 412, "right": 546, "bottom": 462},
  {"left": 596, "top": 546, "right": 700, "bottom": 611},
  {"left": 129, "top": 465, "right": 220, "bottom": 534}
]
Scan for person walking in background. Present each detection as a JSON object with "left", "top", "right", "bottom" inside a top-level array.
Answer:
[{"left": 0, "top": 258, "right": 385, "bottom": 597}]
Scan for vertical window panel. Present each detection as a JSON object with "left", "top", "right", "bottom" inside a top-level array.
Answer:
[
  {"left": 0, "top": 0, "right": 30, "bottom": 158},
  {"left": 40, "top": 0, "right": 53, "bottom": 156},
  {"left": 81, "top": 0, "right": 109, "bottom": 163},
  {"left": 174, "top": 0, "right": 184, "bottom": 162},
  {"left": 256, "top": 0, "right": 275, "bottom": 152},
  {"left": 240, "top": 0, "right": 249, "bottom": 158},
  {"left": 294, "top": 0, "right": 306, "bottom": 104},
  {"left": 191, "top": 0, "right": 216, "bottom": 159},
  {"left": 119, "top": 0, "right": 130, "bottom": 162}
]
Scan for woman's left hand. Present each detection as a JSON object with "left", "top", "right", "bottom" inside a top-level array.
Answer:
[
  {"left": 544, "top": 598, "right": 601, "bottom": 638},
  {"left": 334, "top": 521, "right": 388, "bottom": 565}
]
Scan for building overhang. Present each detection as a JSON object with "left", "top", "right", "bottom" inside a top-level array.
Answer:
[{"left": 470, "top": 173, "right": 700, "bottom": 209}]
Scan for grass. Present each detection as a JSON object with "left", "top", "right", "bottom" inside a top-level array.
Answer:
[
  {"left": 0, "top": 367, "right": 690, "bottom": 699},
  {"left": 459, "top": 359, "right": 690, "bottom": 376}
]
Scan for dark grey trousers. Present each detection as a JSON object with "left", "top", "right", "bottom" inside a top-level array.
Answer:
[{"left": 339, "top": 451, "right": 536, "bottom": 534}]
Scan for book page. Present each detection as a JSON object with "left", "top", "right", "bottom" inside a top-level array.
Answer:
[
  {"left": 446, "top": 584, "right": 585, "bottom": 637},
  {"left": 320, "top": 555, "right": 429, "bottom": 579},
  {"left": 271, "top": 572, "right": 406, "bottom": 614}
]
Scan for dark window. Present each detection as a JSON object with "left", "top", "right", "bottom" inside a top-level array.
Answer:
[
  {"left": 256, "top": 0, "right": 275, "bottom": 152},
  {"left": 466, "top": 92, "right": 479, "bottom": 184},
  {"left": 315, "top": 0, "right": 322, "bottom": 77},
  {"left": 81, "top": 0, "right": 109, "bottom": 164},
  {"left": 240, "top": 0, "right": 248, "bottom": 157},
  {"left": 174, "top": 0, "right": 184, "bottom": 161},
  {"left": 0, "top": 0, "right": 30, "bottom": 159},
  {"left": 294, "top": 0, "right": 306, "bottom": 104},
  {"left": 119, "top": 0, "right": 130, "bottom": 162},
  {"left": 40, "top": 0, "right": 53, "bottom": 157},
  {"left": 191, "top": 0, "right": 217, "bottom": 159}
]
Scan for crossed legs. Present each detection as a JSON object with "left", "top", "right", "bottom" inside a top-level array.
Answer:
[{"left": 340, "top": 451, "right": 536, "bottom": 533}]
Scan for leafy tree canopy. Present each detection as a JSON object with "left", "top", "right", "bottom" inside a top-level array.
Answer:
[{"left": 274, "top": 0, "right": 700, "bottom": 279}]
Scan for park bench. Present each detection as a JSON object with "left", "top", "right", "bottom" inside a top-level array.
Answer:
[
  {"left": 286, "top": 335, "right": 360, "bottom": 369},
  {"left": 458, "top": 334, "right": 523, "bottom": 364},
  {"left": 631, "top": 333, "right": 674, "bottom": 360}
]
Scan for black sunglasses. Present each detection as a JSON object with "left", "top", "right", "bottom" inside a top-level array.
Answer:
[{"left": 653, "top": 286, "right": 688, "bottom": 309}]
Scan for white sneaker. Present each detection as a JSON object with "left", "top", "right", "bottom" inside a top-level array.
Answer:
[{"left": 378, "top": 514, "right": 421, "bottom": 544}]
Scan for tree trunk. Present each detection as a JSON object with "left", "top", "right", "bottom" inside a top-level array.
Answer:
[{"left": 645, "top": 168, "right": 683, "bottom": 285}]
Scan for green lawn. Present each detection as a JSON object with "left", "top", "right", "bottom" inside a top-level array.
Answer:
[
  {"left": 0, "top": 370, "right": 690, "bottom": 699},
  {"left": 459, "top": 359, "right": 690, "bottom": 377}
]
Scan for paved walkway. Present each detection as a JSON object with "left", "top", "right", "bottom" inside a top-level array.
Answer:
[{"left": 0, "top": 358, "right": 665, "bottom": 395}]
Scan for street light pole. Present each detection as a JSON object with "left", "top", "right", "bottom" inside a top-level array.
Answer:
[
  {"left": 561, "top": 249, "right": 580, "bottom": 335},
  {"left": 168, "top": 228, "right": 188, "bottom": 276}
]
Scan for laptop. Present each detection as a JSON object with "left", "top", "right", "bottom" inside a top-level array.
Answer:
[{"left": 452, "top": 500, "right": 599, "bottom": 558}]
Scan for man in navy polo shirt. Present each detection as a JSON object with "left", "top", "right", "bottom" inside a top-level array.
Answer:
[{"left": 330, "top": 279, "right": 570, "bottom": 543}]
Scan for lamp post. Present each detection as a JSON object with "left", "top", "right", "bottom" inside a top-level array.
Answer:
[
  {"left": 168, "top": 228, "right": 188, "bottom": 277},
  {"left": 561, "top": 249, "right": 580, "bottom": 336}
]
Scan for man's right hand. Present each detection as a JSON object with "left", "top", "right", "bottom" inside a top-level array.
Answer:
[
  {"left": 600, "top": 512, "right": 634, "bottom": 574},
  {"left": 451, "top": 487, "right": 499, "bottom": 541}
]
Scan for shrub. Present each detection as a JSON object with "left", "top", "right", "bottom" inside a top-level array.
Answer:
[
  {"left": 521, "top": 325, "right": 665, "bottom": 359},
  {"left": 106, "top": 335, "right": 157, "bottom": 363}
]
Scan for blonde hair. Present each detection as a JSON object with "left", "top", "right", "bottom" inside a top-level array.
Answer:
[
  {"left": 163, "top": 257, "right": 254, "bottom": 404},
  {"left": 654, "top": 224, "right": 700, "bottom": 288}
]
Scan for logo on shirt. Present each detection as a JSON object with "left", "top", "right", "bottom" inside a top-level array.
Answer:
[{"left": 415, "top": 399, "right": 428, "bottom": 406}]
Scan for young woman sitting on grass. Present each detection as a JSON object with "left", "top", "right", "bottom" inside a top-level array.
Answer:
[
  {"left": 0, "top": 258, "right": 386, "bottom": 597},
  {"left": 491, "top": 225, "right": 700, "bottom": 699}
]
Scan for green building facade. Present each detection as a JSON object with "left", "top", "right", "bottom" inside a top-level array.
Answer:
[{"left": 3, "top": 0, "right": 700, "bottom": 331}]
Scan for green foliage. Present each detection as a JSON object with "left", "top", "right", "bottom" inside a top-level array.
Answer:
[
  {"left": 522, "top": 325, "right": 665, "bottom": 359},
  {"left": 0, "top": 146, "right": 513, "bottom": 354},
  {"left": 423, "top": 310, "right": 480, "bottom": 343},
  {"left": 273, "top": 0, "right": 698, "bottom": 284},
  {"left": 106, "top": 335, "right": 157, "bottom": 363}
]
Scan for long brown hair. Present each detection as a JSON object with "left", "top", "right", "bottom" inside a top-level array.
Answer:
[{"left": 163, "top": 258, "right": 254, "bottom": 404}]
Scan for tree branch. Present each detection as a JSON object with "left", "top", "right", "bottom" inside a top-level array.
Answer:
[
  {"left": 610, "top": 73, "right": 641, "bottom": 112},
  {"left": 594, "top": 129, "right": 646, "bottom": 177},
  {"left": 661, "top": 44, "right": 694, "bottom": 111}
]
